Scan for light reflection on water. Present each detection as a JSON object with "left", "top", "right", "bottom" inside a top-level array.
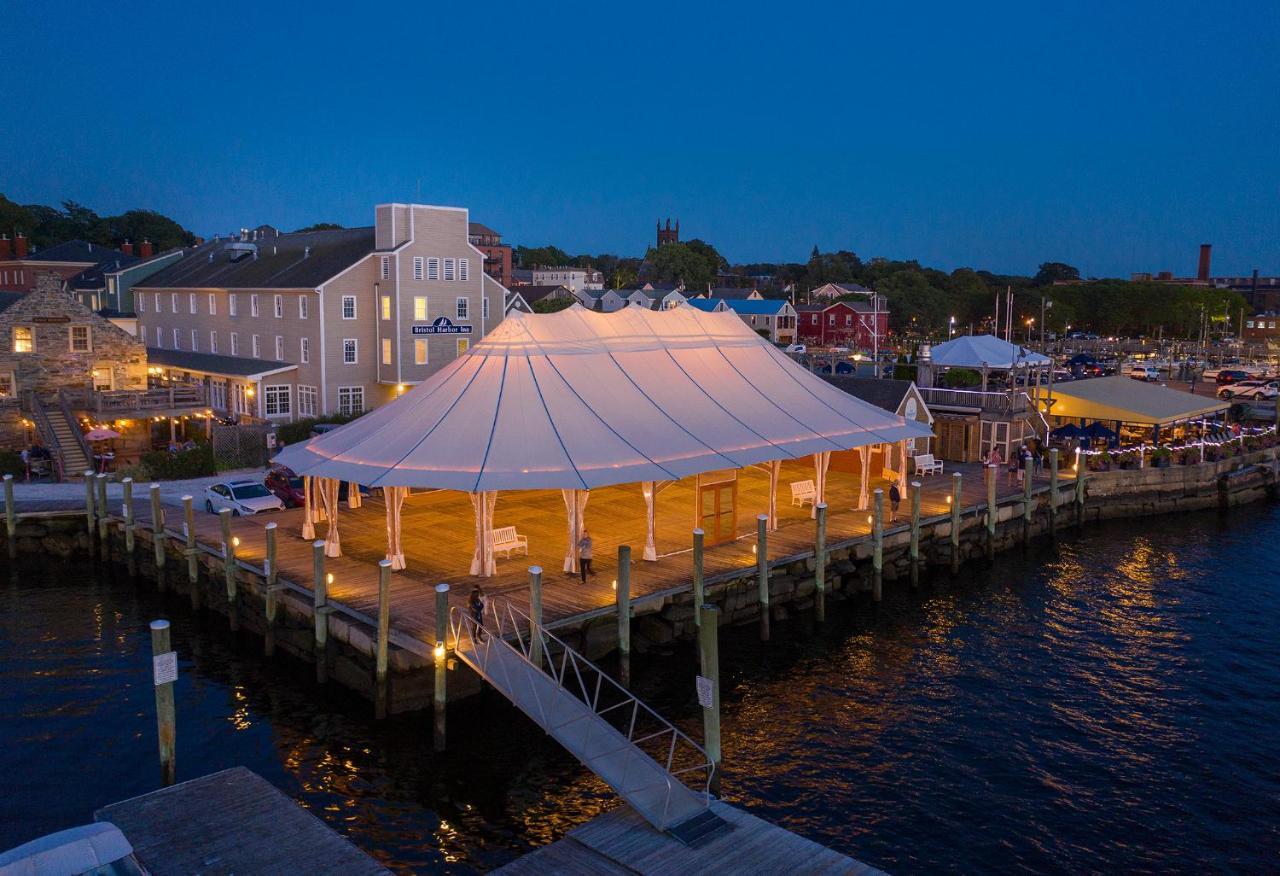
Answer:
[{"left": 2, "top": 504, "right": 1279, "bottom": 873}]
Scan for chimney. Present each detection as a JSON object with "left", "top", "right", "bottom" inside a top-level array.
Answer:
[
  {"left": 14, "top": 233, "right": 28, "bottom": 259},
  {"left": 1198, "top": 243, "right": 1211, "bottom": 281},
  {"left": 140, "top": 239, "right": 154, "bottom": 258},
  {"left": 0, "top": 235, "right": 9, "bottom": 261},
  {"left": 120, "top": 239, "right": 134, "bottom": 256}
]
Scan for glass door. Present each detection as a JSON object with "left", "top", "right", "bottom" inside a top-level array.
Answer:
[{"left": 699, "top": 482, "right": 738, "bottom": 546}]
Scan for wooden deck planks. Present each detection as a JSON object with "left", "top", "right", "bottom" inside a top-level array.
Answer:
[{"left": 94, "top": 767, "right": 389, "bottom": 875}]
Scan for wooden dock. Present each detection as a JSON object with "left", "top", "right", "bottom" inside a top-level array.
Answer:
[
  {"left": 94, "top": 767, "right": 389, "bottom": 875},
  {"left": 493, "top": 800, "right": 884, "bottom": 875}
]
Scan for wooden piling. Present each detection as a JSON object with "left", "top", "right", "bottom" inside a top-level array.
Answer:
[
  {"left": 150, "top": 619, "right": 176, "bottom": 787},
  {"left": 985, "top": 464, "right": 997, "bottom": 560},
  {"left": 3, "top": 474, "right": 14, "bottom": 559},
  {"left": 950, "top": 472, "right": 962, "bottom": 574},
  {"left": 756, "top": 514, "right": 769, "bottom": 642},
  {"left": 1075, "top": 452, "right": 1086, "bottom": 527},
  {"left": 909, "top": 482, "right": 921, "bottom": 587},
  {"left": 182, "top": 497, "right": 198, "bottom": 591},
  {"left": 121, "top": 478, "right": 134, "bottom": 561},
  {"left": 218, "top": 509, "right": 237, "bottom": 631},
  {"left": 312, "top": 540, "right": 328, "bottom": 684},
  {"left": 263, "top": 523, "right": 278, "bottom": 658},
  {"left": 84, "top": 470, "right": 96, "bottom": 537},
  {"left": 616, "top": 545, "right": 631, "bottom": 686},
  {"left": 433, "top": 582, "right": 449, "bottom": 747},
  {"left": 1023, "top": 456, "right": 1034, "bottom": 540},
  {"left": 814, "top": 502, "right": 827, "bottom": 622},
  {"left": 1049, "top": 448, "right": 1059, "bottom": 536},
  {"left": 698, "top": 603, "right": 722, "bottom": 797},
  {"left": 96, "top": 473, "right": 109, "bottom": 543},
  {"left": 149, "top": 484, "right": 165, "bottom": 575},
  {"left": 528, "top": 566, "right": 543, "bottom": 669},
  {"left": 692, "top": 529, "right": 705, "bottom": 627},
  {"left": 375, "top": 560, "right": 393, "bottom": 720},
  {"left": 871, "top": 489, "right": 883, "bottom": 602}
]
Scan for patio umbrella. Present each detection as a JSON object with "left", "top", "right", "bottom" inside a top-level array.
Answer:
[
  {"left": 85, "top": 428, "right": 121, "bottom": 441},
  {"left": 1051, "top": 423, "right": 1082, "bottom": 439},
  {"left": 1082, "top": 422, "right": 1118, "bottom": 441}
]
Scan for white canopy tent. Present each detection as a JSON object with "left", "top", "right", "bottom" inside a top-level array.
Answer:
[
  {"left": 275, "top": 305, "right": 933, "bottom": 573},
  {"left": 929, "top": 334, "right": 1051, "bottom": 369}
]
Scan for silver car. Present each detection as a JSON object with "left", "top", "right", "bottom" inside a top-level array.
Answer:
[{"left": 204, "top": 478, "right": 285, "bottom": 516}]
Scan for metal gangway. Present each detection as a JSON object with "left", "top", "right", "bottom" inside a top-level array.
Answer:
[{"left": 449, "top": 597, "right": 715, "bottom": 833}]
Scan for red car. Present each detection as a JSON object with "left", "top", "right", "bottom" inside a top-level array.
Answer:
[
  {"left": 1215, "top": 369, "right": 1251, "bottom": 385},
  {"left": 265, "top": 466, "right": 305, "bottom": 507}
]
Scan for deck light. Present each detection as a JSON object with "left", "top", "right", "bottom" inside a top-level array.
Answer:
[
  {"left": 326, "top": 572, "right": 334, "bottom": 586},
  {"left": 231, "top": 536, "right": 240, "bottom": 547},
  {"left": 434, "top": 641, "right": 445, "bottom": 660},
  {"left": 946, "top": 495, "right": 952, "bottom": 505}
]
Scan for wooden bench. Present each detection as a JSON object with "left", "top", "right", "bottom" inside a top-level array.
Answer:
[
  {"left": 491, "top": 525, "right": 528, "bottom": 558},
  {"left": 790, "top": 479, "right": 816, "bottom": 508},
  {"left": 913, "top": 453, "right": 944, "bottom": 475}
]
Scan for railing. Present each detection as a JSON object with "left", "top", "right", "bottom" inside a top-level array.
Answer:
[
  {"left": 54, "top": 384, "right": 208, "bottom": 413},
  {"left": 26, "top": 394, "right": 67, "bottom": 482},
  {"left": 920, "top": 386, "right": 1029, "bottom": 413},
  {"left": 449, "top": 597, "right": 712, "bottom": 830},
  {"left": 56, "top": 391, "right": 94, "bottom": 466}
]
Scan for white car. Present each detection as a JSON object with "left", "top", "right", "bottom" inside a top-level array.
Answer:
[
  {"left": 1217, "top": 379, "right": 1279, "bottom": 401},
  {"left": 784, "top": 343, "right": 806, "bottom": 354},
  {"left": 0, "top": 822, "right": 148, "bottom": 875},
  {"left": 204, "top": 478, "right": 285, "bottom": 516},
  {"left": 1127, "top": 365, "right": 1159, "bottom": 382}
]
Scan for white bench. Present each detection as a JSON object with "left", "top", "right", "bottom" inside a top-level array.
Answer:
[
  {"left": 913, "top": 453, "right": 944, "bottom": 475},
  {"left": 790, "top": 479, "right": 816, "bottom": 508},
  {"left": 491, "top": 525, "right": 528, "bottom": 558}
]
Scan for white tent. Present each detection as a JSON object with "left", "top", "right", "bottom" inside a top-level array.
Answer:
[
  {"left": 929, "top": 334, "right": 1050, "bottom": 369},
  {"left": 275, "top": 305, "right": 932, "bottom": 571}
]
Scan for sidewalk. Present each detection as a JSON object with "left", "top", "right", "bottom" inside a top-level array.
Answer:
[{"left": 4, "top": 467, "right": 267, "bottom": 508}]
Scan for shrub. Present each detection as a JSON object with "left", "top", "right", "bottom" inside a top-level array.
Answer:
[
  {"left": 0, "top": 450, "right": 24, "bottom": 477},
  {"left": 942, "top": 367, "right": 982, "bottom": 388},
  {"left": 277, "top": 412, "right": 363, "bottom": 447},
  {"left": 141, "top": 444, "right": 215, "bottom": 480}
]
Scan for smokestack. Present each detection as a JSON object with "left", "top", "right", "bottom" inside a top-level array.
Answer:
[
  {"left": 140, "top": 239, "right": 154, "bottom": 258},
  {"left": 1198, "top": 243, "right": 1211, "bottom": 281},
  {"left": 14, "top": 234, "right": 27, "bottom": 259},
  {"left": 120, "top": 240, "right": 134, "bottom": 256}
]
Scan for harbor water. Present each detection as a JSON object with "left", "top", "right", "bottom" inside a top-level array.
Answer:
[{"left": 2, "top": 504, "right": 1278, "bottom": 873}]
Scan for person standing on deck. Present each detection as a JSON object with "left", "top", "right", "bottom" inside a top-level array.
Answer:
[
  {"left": 889, "top": 482, "right": 901, "bottom": 522},
  {"left": 469, "top": 586, "right": 486, "bottom": 641},
  {"left": 578, "top": 529, "right": 595, "bottom": 583}
]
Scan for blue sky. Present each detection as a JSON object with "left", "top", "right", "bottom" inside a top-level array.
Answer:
[{"left": 3, "top": 0, "right": 1276, "bottom": 277}]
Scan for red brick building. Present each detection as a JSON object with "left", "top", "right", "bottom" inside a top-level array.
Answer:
[
  {"left": 0, "top": 237, "right": 145, "bottom": 294},
  {"left": 795, "top": 299, "right": 889, "bottom": 349},
  {"left": 468, "top": 223, "right": 512, "bottom": 287}
]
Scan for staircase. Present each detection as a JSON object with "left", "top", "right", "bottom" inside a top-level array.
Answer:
[
  {"left": 450, "top": 598, "right": 720, "bottom": 836},
  {"left": 30, "top": 394, "right": 90, "bottom": 479}
]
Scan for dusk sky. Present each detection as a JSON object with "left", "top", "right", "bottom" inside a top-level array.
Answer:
[{"left": 3, "top": 0, "right": 1277, "bottom": 277}]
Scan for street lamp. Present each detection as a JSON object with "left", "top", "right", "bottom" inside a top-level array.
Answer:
[
  {"left": 1026, "top": 317, "right": 1035, "bottom": 344},
  {"left": 949, "top": 315, "right": 956, "bottom": 339}
]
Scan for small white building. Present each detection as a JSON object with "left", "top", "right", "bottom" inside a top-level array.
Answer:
[
  {"left": 723, "top": 299, "right": 799, "bottom": 344},
  {"left": 533, "top": 266, "right": 604, "bottom": 291}
]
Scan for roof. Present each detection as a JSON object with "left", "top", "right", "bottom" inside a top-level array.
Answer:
[
  {"left": 274, "top": 305, "right": 933, "bottom": 491},
  {"left": 0, "top": 292, "right": 24, "bottom": 315},
  {"left": 725, "top": 298, "right": 791, "bottom": 316},
  {"left": 516, "top": 285, "right": 574, "bottom": 304},
  {"left": 929, "top": 335, "right": 1051, "bottom": 368},
  {"left": 708, "top": 288, "right": 758, "bottom": 300},
  {"left": 1044, "top": 375, "right": 1229, "bottom": 426},
  {"left": 24, "top": 239, "right": 126, "bottom": 264},
  {"left": 136, "top": 227, "right": 375, "bottom": 290},
  {"left": 468, "top": 222, "right": 500, "bottom": 237},
  {"left": 69, "top": 253, "right": 144, "bottom": 290},
  {"left": 146, "top": 347, "right": 297, "bottom": 379},
  {"left": 684, "top": 298, "right": 725, "bottom": 312},
  {"left": 821, "top": 376, "right": 917, "bottom": 414}
]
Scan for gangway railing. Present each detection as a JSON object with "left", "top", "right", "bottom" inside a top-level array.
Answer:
[{"left": 449, "top": 597, "right": 713, "bottom": 831}]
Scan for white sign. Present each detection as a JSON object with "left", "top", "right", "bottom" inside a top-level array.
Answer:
[
  {"left": 695, "top": 675, "right": 714, "bottom": 708},
  {"left": 153, "top": 651, "right": 178, "bottom": 686}
]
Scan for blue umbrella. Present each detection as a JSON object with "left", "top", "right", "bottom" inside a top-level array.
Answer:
[{"left": 1051, "top": 423, "right": 1082, "bottom": 439}]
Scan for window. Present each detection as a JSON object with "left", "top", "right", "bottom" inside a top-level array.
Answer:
[
  {"left": 427, "top": 257, "right": 439, "bottom": 280},
  {"left": 0, "top": 372, "right": 13, "bottom": 398},
  {"left": 172, "top": 328, "right": 181, "bottom": 349},
  {"left": 210, "top": 331, "right": 218, "bottom": 354},
  {"left": 275, "top": 335, "right": 284, "bottom": 361},
  {"left": 300, "top": 337, "right": 310, "bottom": 364},
  {"left": 459, "top": 258, "right": 469, "bottom": 281},
  {"left": 170, "top": 293, "right": 178, "bottom": 313},
  {"left": 298, "top": 385, "right": 318, "bottom": 417},
  {"left": 250, "top": 294, "right": 260, "bottom": 317},
  {"left": 189, "top": 293, "right": 197, "bottom": 314},
  {"left": 456, "top": 297, "right": 468, "bottom": 319},
  {"left": 251, "top": 334, "right": 261, "bottom": 358},
  {"left": 229, "top": 293, "right": 238, "bottom": 316},
  {"left": 380, "top": 257, "right": 390, "bottom": 280},
  {"left": 482, "top": 296, "right": 489, "bottom": 319},
  {"left": 828, "top": 314, "right": 835, "bottom": 326},
  {"left": 208, "top": 293, "right": 217, "bottom": 315},
  {"left": 274, "top": 295, "right": 283, "bottom": 318},
  {"left": 456, "top": 338, "right": 469, "bottom": 356},
  {"left": 1247, "top": 320, "right": 1256, "bottom": 328},
  {"left": 382, "top": 337, "right": 392, "bottom": 365},
  {"left": 154, "top": 326, "right": 161, "bottom": 347},
  {"left": 13, "top": 327, "right": 33, "bottom": 353},
  {"left": 230, "top": 333, "right": 239, "bottom": 356},
  {"left": 414, "top": 338, "right": 427, "bottom": 365},
  {"left": 298, "top": 296, "right": 309, "bottom": 319},
  {"left": 190, "top": 329, "right": 198, "bottom": 351},
  {"left": 413, "top": 257, "right": 424, "bottom": 280},
  {"left": 264, "top": 385, "right": 291, "bottom": 417},
  {"left": 845, "top": 314, "right": 852, "bottom": 326},
  {"left": 137, "top": 295, "right": 145, "bottom": 313},
  {"left": 342, "top": 295, "right": 356, "bottom": 319},
  {"left": 343, "top": 338, "right": 358, "bottom": 364},
  {"left": 381, "top": 295, "right": 391, "bottom": 320},
  {"left": 443, "top": 258, "right": 456, "bottom": 281},
  {"left": 338, "top": 386, "right": 364, "bottom": 416}
]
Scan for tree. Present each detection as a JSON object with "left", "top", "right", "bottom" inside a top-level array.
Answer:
[
  {"left": 516, "top": 244, "right": 571, "bottom": 267},
  {"left": 295, "top": 222, "right": 344, "bottom": 232},
  {"left": 1033, "top": 262, "right": 1080, "bottom": 286},
  {"left": 643, "top": 240, "right": 724, "bottom": 289},
  {"left": 532, "top": 296, "right": 575, "bottom": 313}
]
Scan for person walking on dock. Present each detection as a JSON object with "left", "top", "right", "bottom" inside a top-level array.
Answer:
[
  {"left": 889, "top": 482, "right": 901, "bottom": 522},
  {"left": 469, "top": 586, "right": 486, "bottom": 641},
  {"left": 578, "top": 529, "right": 595, "bottom": 583}
]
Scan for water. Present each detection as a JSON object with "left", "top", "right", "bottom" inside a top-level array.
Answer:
[{"left": 2, "top": 506, "right": 1279, "bottom": 873}]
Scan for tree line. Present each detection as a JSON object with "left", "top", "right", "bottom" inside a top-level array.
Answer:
[{"left": 0, "top": 193, "right": 196, "bottom": 254}]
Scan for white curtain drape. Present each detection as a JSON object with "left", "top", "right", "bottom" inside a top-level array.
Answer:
[
  {"left": 641, "top": 481, "right": 657, "bottom": 561},
  {"left": 301, "top": 475, "right": 315, "bottom": 540},
  {"left": 319, "top": 477, "right": 341, "bottom": 557},
  {"left": 767, "top": 459, "right": 781, "bottom": 530},
  {"left": 561, "top": 488, "right": 589, "bottom": 572},
  {"left": 347, "top": 481, "right": 362, "bottom": 509},
  {"left": 469, "top": 490, "right": 498, "bottom": 577},
  {"left": 812, "top": 451, "right": 831, "bottom": 519},
  {"left": 384, "top": 486, "right": 406, "bottom": 570},
  {"left": 858, "top": 446, "right": 870, "bottom": 510}
]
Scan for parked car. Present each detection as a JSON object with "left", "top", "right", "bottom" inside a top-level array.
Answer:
[
  {"left": 1215, "top": 369, "right": 1251, "bottom": 386},
  {"left": 265, "top": 466, "right": 306, "bottom": 507},
  {"left": 784, "top": 343, "right": 806, "bottom": 354},
  {"left": 0, "top": 822, "right": 149, "bottom": 875},
  {"left": 1217, "top": 379, "right": 1279, "bottom": 401},
  {"left": 205, "top": 478, "right": 285, "bottom": 516},
  {"left": 1127, "top": 364, "right": 1160, "bottom": 382}
]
